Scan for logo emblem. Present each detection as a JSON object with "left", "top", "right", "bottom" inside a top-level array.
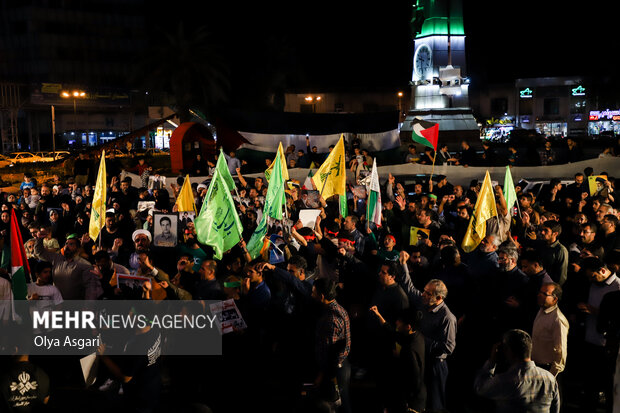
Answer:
[{"left": 10, "top": 372, "right": 38, "bottom": 395}]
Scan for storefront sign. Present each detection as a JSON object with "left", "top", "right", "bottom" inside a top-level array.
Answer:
[
  {"left": 486, "top": 117, "right": 513, "bottom": 126},
  {"left": 571, "top": 85, "right": 586, "bottom": 96},
  {"left": 589, "top": 109, "right": 620, "bottom": 120},
  {"left": 41, "top": 83, "right": 62, "bottom": 94},
  {"left": 519, "top": 88, "right": 533, "bottom": 98}
]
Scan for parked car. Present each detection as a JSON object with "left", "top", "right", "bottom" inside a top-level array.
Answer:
[
  {"left": 34, "top": 152, "right": 54, "bottom": 162},
  {"left": 105, "top": 149, "right": 129, "bottom": 158},
  {"left": 0, "top": 154, "right": 11, "bottom": 168},
  {"left": 5, "top": 152, "right": 44, "bottom": 164},
  {"left": 522, "top": 180, "right": 573, "bottom": 199},
  {"left": 140, "top": 148, "right": 169, "bottom": 157},
  {"left": 49, "top": 150, "right": 71, "bottom": 161}
]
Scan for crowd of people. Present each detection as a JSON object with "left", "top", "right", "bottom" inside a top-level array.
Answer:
[{"left": 0, "top": 137, "right": 619, "bottom": 413}]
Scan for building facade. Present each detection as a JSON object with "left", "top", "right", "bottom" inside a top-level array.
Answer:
[
  {"left": 0, "top": 0, "right": 150, "bottom": 152},
  {"left": 472, "top": 77, "right": 593, "bottom": 141}
]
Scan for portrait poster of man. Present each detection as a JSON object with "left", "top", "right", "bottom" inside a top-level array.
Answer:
[
  {"left": 153, "top": 212, "right": 178, "bottom": 247},
  {"left": 179, "top": 211, "right": 195, "bottom": 233},
  {"left": 410, "top": 226, "right": 431, "bottom": 246}
]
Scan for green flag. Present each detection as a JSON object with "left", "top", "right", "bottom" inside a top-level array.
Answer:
[
  {"left": 247, "top": 153, "right": 286, "bottom": 259},
  {"left": 263, "top": 151, "right": 286, "bottom": 221},
  {"left": 503, "top": 165, "right": 518, "bottom": 212},
  {"left": 340, "top": 194, "right": 348, "bottom": 218},
  {"left": 246, "top": 212, "right": 269, "bottom": 260},
  {"left": 216, "top": 148, "right": 236, "bottom": 192},
  {"left": 194, "top": 168, "right": 243, "bottom": 260}
]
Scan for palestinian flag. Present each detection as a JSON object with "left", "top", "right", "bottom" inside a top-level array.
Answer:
[
  {"left": 366, "top": 159, "right": 382, "bottom": 227},
  {"left": 302, "top": 170, "right": 314, "bottom": 190},
  {"left": 411, "top": 118, "right": 439, "bottom": 150},
  {"left": 9, "top": 209, "right": 29, "bottom": 300}
]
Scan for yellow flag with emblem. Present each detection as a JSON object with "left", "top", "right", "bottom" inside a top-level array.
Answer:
[
  {"left": 175, "top": 174, "right": 196, "bottom": 213},
  {"left": 312, "top": 134, "right": 346, "bottom": 200},
  {"left": 264, "top": 142, "right": 289, "bottom": 182},
  {"left": 89, "top": 150, "right": 107, "bottom": 241},
  {"left": 461, "top": 170, "right": 498, "bottom": 253}
]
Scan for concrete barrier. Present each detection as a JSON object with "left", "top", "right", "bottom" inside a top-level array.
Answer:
[{"left": 121, "top": 156, "right": 620, "bottom": 198}]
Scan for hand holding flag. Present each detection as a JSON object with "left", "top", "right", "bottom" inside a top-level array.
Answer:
[
  {"left": 89, "top": 150, "right": 107, "bottom": 242},
  {"left": 461, "top": 170, "right": 498, "bottom": 253}
]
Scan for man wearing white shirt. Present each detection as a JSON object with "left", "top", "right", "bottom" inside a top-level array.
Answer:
[{"left": 532, "top": 282, "right": 569, "bottom": 377}]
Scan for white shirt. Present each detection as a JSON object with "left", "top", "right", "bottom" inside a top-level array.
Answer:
[
  {"left": 27, "top": 283, "right": 64, "bottom": 305},
  {"left": 0, "top": 277, "right": 14, "bottom": 321},
  {"left": 531, "top": 304, "right": 569, "bottom": 376}
]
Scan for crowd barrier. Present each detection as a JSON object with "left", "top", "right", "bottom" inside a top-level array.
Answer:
[{"left": 121, "top": 156, "right": 620, "bottom": 198}]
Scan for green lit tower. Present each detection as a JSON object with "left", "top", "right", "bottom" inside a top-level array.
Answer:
[{"left": 402, "top": 0, "right": 480, "bottom": 143}]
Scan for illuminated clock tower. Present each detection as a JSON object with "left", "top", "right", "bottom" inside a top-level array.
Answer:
[{"left": 403, "top": 0, "right": 480, "bottom": 143}]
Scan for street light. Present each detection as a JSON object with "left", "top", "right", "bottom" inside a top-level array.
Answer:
[
  {"left": 397, "top": 91, "right": 404, "bottom": 121},
  {"left": 305, "top": 95, "right": 321, "bottom": 113},
  {"left": 51, "top": 105, "right": 56, "bottom": 156},
  {"left": 61, "top": 90, "right": 87, "bottom": 147}
]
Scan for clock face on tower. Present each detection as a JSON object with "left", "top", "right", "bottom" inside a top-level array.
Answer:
[{"left": 414, "top": 44, "right": 432, "bottom": 79}]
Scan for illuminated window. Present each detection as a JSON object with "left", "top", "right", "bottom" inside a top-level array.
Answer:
[{"left": 570, "top": 99, "right": 586, "bottom": 114}]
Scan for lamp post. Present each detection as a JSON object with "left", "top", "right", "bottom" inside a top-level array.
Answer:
[
  {"left": 61, "top": 90, "right": 86, "bottom": 149},
  {"left": 398, "top": 91, "right": 404, "bottom": 122},
  {"left": 305, "top": 95, "right": 321, "bottom": 113},
  {"left": 51, "top": 105, "right": 56, "bottom": 156}
]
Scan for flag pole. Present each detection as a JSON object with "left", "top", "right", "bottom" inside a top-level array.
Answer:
[
  {"left": 429, "top": 149, "right": 437, "bottom": 185},
  {"left": 99, "top": 151, "right": 105, "bottom": 250},
  {"left": 319, "top": 169, "right": 331, "bottom": 197},
  {"left": 515, "top": 196, "right": 523, "bottom": 219},
  {"left": 283, "top": 179, "right": 290, "bottom": 236},
  {"left": 492, "top": 171, "right": 502, "bottom": 234}
]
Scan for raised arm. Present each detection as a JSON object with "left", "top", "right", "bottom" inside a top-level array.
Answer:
[
  {"left": 397, "top": 251, "right": 423, "bottom": 308},
  {"left": 236, "top": 167, "right": 248, "bottom": 188}
]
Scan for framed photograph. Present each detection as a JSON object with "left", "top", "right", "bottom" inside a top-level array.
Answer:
[
  {"left": 178, "top": 211, "right": 196, "bottom": 233},
  {"left": 152, "top": 212, "right": 178, "bottom": 248}
]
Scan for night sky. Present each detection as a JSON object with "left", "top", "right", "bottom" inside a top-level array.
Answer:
[{"left": 152, "top": 1, "right": 620, "bottom": 91}]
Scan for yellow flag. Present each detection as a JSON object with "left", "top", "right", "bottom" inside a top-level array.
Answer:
[
  {"left": 175, "top": 174, "right": 196, "bottom": 212},
  {"left": 265, "top": 142, "right": 289, "bottom": 182},
  {"left": 89, "top": 150, "right": 107, "bottom": 241},
  {"left": 461, "top": 170, "right": 498, "bottom": 253},
  {"left": 312, "top": 134, "right": 346, "bottom": 200}
]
